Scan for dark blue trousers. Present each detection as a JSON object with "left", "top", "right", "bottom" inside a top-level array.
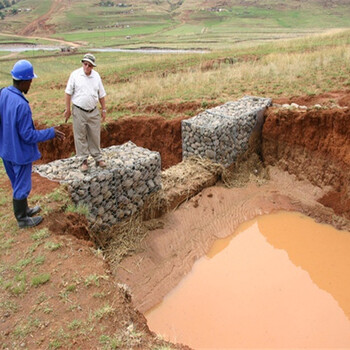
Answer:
[{"left": 2, "top": 160, "right": 32, "bottom": 200}]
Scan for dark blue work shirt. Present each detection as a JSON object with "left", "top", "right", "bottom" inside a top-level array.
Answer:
[{"left": 0, "top": 86, "right": 55, "bottom": 165}]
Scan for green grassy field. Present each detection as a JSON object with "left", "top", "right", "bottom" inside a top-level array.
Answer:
[
  {"left": 0, "top": 29, "right": 349, "bottom": 127},
  {"left": 0, "top": 1, "right": 349, "bottom": 126},
  {"left": 0, "top": 0, "right": 349, "bottom": 50},
  {"left": 52, "top": 3, "right": 350, "bottom": 49}
]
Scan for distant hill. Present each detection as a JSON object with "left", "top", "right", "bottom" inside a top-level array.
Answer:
[{"left": 0, "top": 0, "right": 349, "bottom": 47}]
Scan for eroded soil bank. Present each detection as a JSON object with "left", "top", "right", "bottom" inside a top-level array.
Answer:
[{"left": 263, "top": 107, "right": 350, "bottom": 220}]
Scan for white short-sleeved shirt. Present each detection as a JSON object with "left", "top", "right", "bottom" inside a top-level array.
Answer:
[{"left": 65, "top": 67, "right": 106, "bottom": 110}]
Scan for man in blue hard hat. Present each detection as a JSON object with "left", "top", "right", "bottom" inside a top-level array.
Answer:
[{"left": 0, "top": 59, "right": 65, "bottom": 229}]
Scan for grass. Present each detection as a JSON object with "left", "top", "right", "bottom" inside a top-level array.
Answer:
[
  {"left": 31, "top": 227, "right": 51, "bottom": 241},
  {"left": 55, "top": 23, "right": 172, "bottom": 46},
  {"left": 68, "top": 319, "right": 83, "bottom": 330},
  {"left": 34, "top": 255, "right": 46, "bottom": 265},
  {"left": 31, "top": 273, "right": 51, "bottom": 287},
  {"left": 12, "top": 257, "right": 32, "bottom": 272},
  {"left": 0, "top": 34, "right": 55, "bottom": 46},
  {"left": 44, "top": 241, "right": 62, "bottom": 251},
  {"left": 84, "top": 274, "right": 108, "bottom": 287},
  {"left": 1, "top": 0, "right": 349, "bottom": 50},
  {"left": 94, "top": 303, "right": 115, "bottom": 319},
  {"left": 65, "top": 203, "right": 90, "bottom": 216},
  {"left": 1, "top": 29, "right": 349, "bottom": 126},
  {"left": 219, "top": 5, "right": 350, "bottom": 29}
]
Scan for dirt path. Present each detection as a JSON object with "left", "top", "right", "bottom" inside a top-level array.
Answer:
[
  {"left": 0, "top": 32, "right": 80, "bottom": 48},
  {"left": 0, "top": 51, "right": 19, "bottom": 60},
  {"left": 19, "top": 0, "right": 65, "bottom": 36}
]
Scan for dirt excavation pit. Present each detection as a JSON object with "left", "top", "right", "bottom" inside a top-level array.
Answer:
[{"left": 36, "top": 92, "right": 350, "bottom": 348}]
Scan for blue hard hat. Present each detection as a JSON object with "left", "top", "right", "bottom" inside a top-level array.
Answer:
[{"left": 11, "top": 60, "right": 37, "bottom": 80}]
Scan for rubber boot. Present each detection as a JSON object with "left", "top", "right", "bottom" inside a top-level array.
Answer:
[
  {"left": 26, "top": 203, "right": 41, "bottom": 217},
  {"left": 13, "top": 198, "right": 43, "bottom": 229}
]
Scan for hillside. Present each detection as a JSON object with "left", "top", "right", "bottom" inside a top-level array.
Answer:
[{"left": 0, "top": 0, "right": 349, "bottom": 48}]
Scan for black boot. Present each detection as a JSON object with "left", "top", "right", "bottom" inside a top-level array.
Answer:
[
  {"left": 26, "top": 203, "right": 41, "bottom": 217},
  {"left": 13, "top": 198, "right": 42, "bottom": 229}
]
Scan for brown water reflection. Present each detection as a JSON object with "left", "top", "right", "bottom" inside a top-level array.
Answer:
[{"left": 146, "top": 211, "right": 350, "bottom": 349}]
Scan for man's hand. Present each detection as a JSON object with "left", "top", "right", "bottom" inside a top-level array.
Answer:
[
  {"left": 64, "top": 109, "right": 71, "bottom": 123},
  {"left": 54, "top": 128, "right": 65, "bottom": 141},
  {"left": 101, "top": 109, "right": 106, "bottom": 122}
]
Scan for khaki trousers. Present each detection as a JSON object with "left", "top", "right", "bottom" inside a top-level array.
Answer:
[{"left": 72, "top": 105, "right": 102, "bottom": 162}]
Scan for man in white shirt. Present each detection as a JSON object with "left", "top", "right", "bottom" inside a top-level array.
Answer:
[{"left": 64, "top": 53, "right": 107, "bottom": 172}]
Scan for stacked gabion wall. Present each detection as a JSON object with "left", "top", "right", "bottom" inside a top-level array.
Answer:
[
  {"left": 182, "top": 96, "right": 272, "bottom": 166},
  {"left": 34, "top": 142, "right": 161, "bottom": 229}
]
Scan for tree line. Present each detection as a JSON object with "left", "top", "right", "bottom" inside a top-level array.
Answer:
[{"left": 0, "top": 0, "right": 21, "bottom": 19}]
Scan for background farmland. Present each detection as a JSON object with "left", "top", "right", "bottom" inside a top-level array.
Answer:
[
  {"left": 0, "top": 0, "right": 350, "bottom": 49},
  {"left": 0, "top": 0, "right": 350, "bottom": 127}
]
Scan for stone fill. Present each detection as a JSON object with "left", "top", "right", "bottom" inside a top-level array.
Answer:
[
  {"left": 34, "top": 96, "right": 271, "bottom": 228},
  {"left": 34, "top": 141, "right": 161, "bottom": 228},
  {"left": 182, "top": 96, "right": 272, "bottom": 166}
]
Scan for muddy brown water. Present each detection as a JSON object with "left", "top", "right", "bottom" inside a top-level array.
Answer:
[{"left": 145, "top": 211, "right": 350, "bottom": 349}]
